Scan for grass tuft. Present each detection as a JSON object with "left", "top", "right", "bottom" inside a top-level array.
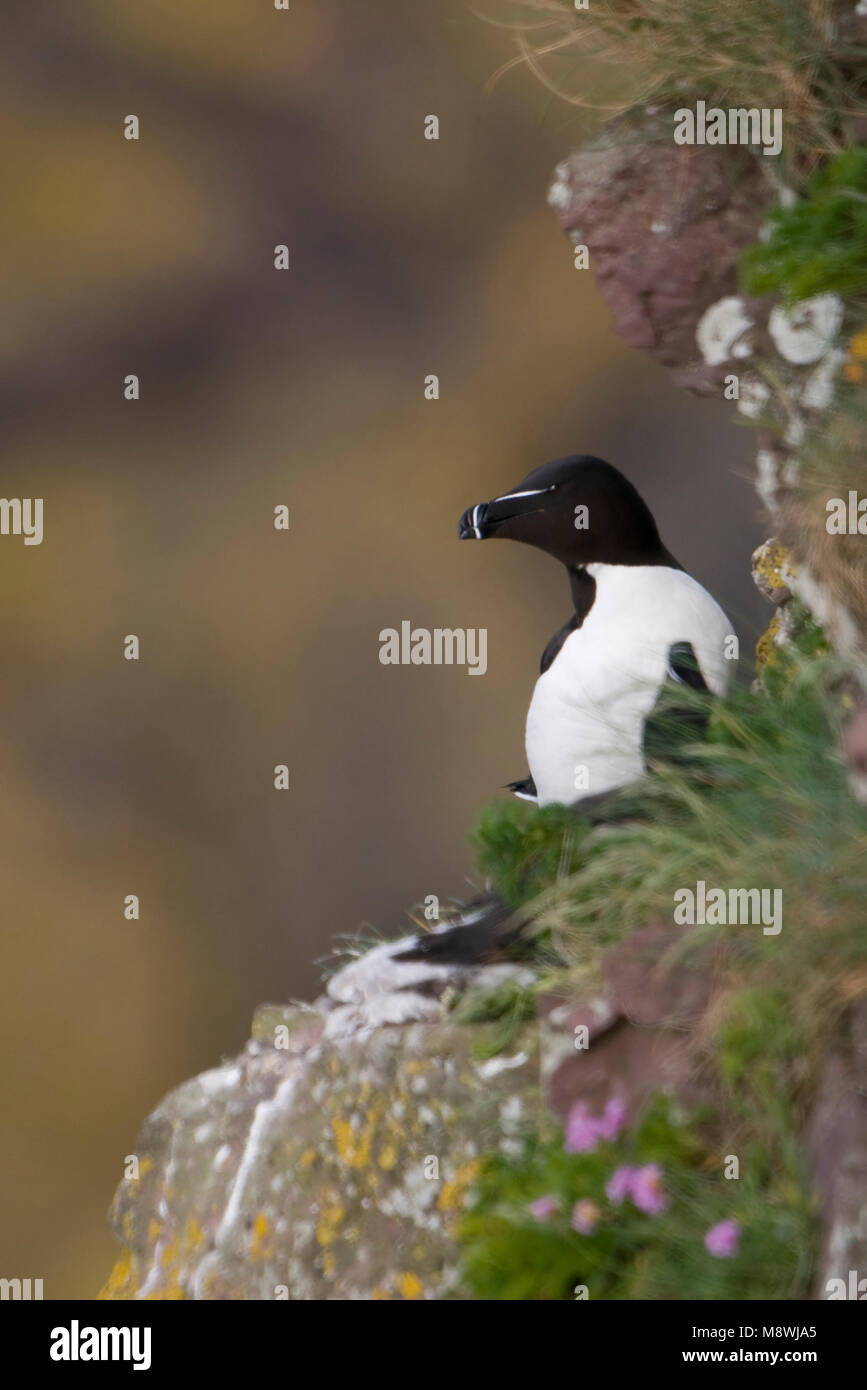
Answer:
[{"left": 480, "top": 0, "right": 862, "bottom": 176}]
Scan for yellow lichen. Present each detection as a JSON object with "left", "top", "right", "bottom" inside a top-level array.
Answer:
[
  {"left": 377, "top": 1143, "right": 398, "bottom": 1170},
  {"left": 753, "top": 538, "right": 794, "bottom": 590},
  {"left": 755, "top": 612, "right": 782, "bottom": 670},
  {"left": 331, "top": 1113, "right": 376, "bottom": 1170},
  {"left": 438, "top": 1159, "right": 482, "bottom": 1214},
  {"left": 142, "top": 1281, "right": 185, "bottom": 1300},
  {"left": 97, "top": 1249, "right": 139, "bottom": 1301},
  {"left": 843, "top": 329, "right": 867, "bottom": 382},
  {"left": 397, "top": 1272, "right": 424, "bottom": 1300},
  {"left": 316, "top": 1197, "right": 346, "bottom": 1247},
  {"left": 849, "top": 329, "right": 867, "bottom": 360},
  {"left": 251, "top": 1212, "right": 270, "bottom": 1259}
]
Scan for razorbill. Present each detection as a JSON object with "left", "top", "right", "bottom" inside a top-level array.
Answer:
[{"left": 458, "top": 454, "right": 735, "bottom": 808}]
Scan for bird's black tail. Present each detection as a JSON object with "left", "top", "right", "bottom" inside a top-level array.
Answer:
[{"left": 393, "top": 896, "right": 529, "bottom": 965}]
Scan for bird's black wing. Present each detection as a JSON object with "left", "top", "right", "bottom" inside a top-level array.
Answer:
[
  {"left": 642, "top": 641, "right": 712, "bottom": 767},
  {"left": 540, "top": 614, "right": 578, "bottom": 674},
  {"left": 540, "top": 568, "right": 596, "bottom": 674},
  {"left": 393, "top": 896, "right": 527, "bottom": 964}
]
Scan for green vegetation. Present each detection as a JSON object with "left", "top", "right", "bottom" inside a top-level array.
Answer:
[
  {"left": 471, "top": 650, "right": 867, "bottom": 1051},
  {"left": 457, "top": 647, "right": 865, "bottom": 1297},
  {"left": 470, "top": 798, "right": 592, "bottom": 907},
  {"left": 462, "top": 0, "right": 867, "bottom": 1306},
  {"left": 459, "top": 1094, "right": 813, "bottom": 1301},
  {"left": 450, "top": 977, "right": 538, "bottom": 1058},
  {"left": 742, "top": 149, "right": 867, "bottom": 304}
]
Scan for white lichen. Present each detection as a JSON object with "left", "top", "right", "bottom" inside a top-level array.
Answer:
[
  {"left": 768, "top": 294, "right": 843, "bottom": 365},
  {"left": 548, "top": 181, "right": 571, "bottom": 212},
  {"left": 756, "top": 448, "right": 781, "bottom": 515},
  {"left": 736, "top": 376, "right": 771, "bottom": 420},
  {"left": 784, "top": 416, "right": 805, "bottom": 449},
  {"left": 322, "top": 930, "right": 533, "bottom": 1039},
  {"left": 500, "top": 1095, "right": 523, "bottom": 1131},
  {"left": 696, "top": 296, "right": 755, "bottom": 365},
  {"left": 801, "top": 349, "right": 847, "bottom": 411},
  {"left": 195, "top": 1065, "right": 242, "bottom": 1096},
  {"left": 476, "top": 1050, "right": 529, "bottom": 1080}
]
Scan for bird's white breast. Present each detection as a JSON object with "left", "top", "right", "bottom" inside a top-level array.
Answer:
[{"left": 525, "top": 564, "right": 734, "bottom": 807}]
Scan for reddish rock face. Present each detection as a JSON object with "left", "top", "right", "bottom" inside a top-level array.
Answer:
[
  {"left": 540, "top": 921, "right": 721, "bottom": 1128},
  {"left": 842, "top": 704, "right": 867, "bottom": 780},
  {"left": 806, "top": 1001, "right": 867, "bottom": 1298},
  {"left": 548, "top": 140, "right": 770, "bottom": 392}
]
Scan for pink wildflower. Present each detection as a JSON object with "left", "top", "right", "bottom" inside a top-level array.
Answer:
[
  {"left": 564, "top": 1095, "right": 628, "bottom": 1153},
  {"left": 529, "top": 1195, "right": 559, "bottom": 1221},
  {"left": 571, "top": 1199, "right": 600, "bottom": 1235},
  {"left": 564, "top": 1102, "right": 600, "bottom": 1153},
  {"left": 705, "top": 1220, "right": 741, "bottom": 1258},
  {"left": 605, "top": 1165, "right": 638, "bottom": 1204},
  {"left": 631, "top": 1163, "right": 668, "bottom": 1215},
  {"left": 596, "top": 1096, "right": 627, "bottom": 1142}
]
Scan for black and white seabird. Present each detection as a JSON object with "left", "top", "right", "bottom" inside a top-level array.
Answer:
[
  {"left": 458, "top": 454, "right": 735, "bottom": 808},
  {"left": 397, "top": 455, "right": 734, "bottom": 967}
]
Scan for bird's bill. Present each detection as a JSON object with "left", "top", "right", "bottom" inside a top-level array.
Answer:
[{"left": 457, "top": 486, "right": 551, "bottom": 540}]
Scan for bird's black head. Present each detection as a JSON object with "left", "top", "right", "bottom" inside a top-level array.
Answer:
[{"left": 458, "top": 455, "right": 675, "bottom": 569}]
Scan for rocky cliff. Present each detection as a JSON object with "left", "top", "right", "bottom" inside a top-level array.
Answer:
[{"left": 102, "top": 1, "right": 867, "bottom": 1300}]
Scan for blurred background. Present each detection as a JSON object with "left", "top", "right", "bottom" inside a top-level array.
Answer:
[{"left": 0, "top": 0, "right": 764, "bottom": 1297}]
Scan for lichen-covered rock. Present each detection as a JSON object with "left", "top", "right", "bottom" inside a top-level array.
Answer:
[
  {"left": 100, "top": 937, "right": 537, "bottom": 1301},
  {"left": 101, "top": 912, "right": 867, "bottom": 1300},
  {"left": 752, "top": 538, "right": 793, "bottom": 609}
]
